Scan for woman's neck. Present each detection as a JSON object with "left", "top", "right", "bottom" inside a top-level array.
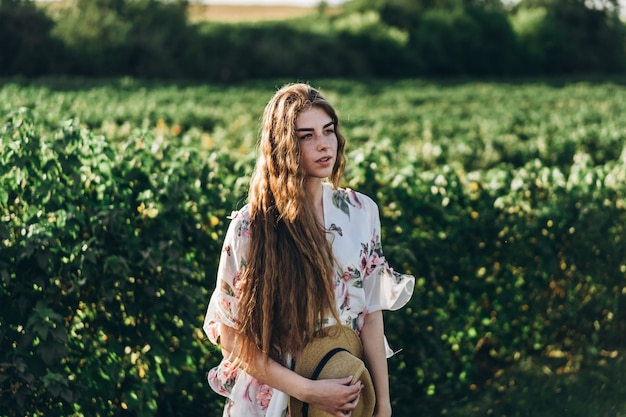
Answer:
[{"left": 304, "top": 179, "right": 324, "bottom": 225}]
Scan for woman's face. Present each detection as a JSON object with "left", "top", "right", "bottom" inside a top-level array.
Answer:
[{"left": 295, "top": 106, "right": 338, "bottom": 180}]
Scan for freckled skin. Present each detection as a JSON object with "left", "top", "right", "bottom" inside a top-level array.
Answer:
[{"left": 296, "top": 107, "right": 338, "bottom": 182}]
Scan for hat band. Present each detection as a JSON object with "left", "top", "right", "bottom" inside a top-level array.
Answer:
[{"left": 301, "top": 347, "right": 348, "bottom": 417}]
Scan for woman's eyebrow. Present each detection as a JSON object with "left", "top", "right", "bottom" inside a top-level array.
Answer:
[{"left": 296, "top": 121, "right": 334, "bottom": 132}]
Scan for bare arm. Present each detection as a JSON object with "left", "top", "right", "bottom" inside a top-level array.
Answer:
[
  {"left": 219, "top": 323, "right": 363, "bottom": 417},
  {"left": 360, "top": 310, "right": 392, "bottom": 417}
]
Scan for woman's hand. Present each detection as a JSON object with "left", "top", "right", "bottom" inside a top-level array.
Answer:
[
  {"left": 220, "top": 323, "right": 364, "bottom": 416},
  {"left": 299, "top": 376, "right": 363, "bottom": 417}
]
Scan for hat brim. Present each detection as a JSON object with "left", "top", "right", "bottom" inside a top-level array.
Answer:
[{"left": 289, "top": 325, "right": 376, "bottom": 417}]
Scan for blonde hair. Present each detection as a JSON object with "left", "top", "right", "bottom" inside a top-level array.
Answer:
[{"left": 235, "top": 83, "right": 346, "bottom": 366}]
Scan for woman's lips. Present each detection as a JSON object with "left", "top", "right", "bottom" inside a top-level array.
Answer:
[{"left": 316, "top": 156, "right": 333, "bottom": 166}]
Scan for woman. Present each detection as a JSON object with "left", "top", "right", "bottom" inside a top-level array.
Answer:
[{"left": 203, "top": 83, "right": 414, "bottom": 417}]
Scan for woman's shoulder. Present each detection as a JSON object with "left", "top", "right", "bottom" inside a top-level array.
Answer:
[
  {"left": 328, "top": 185, "right": 378, "bottom": 220},
  {"left": 324, "top": 183, "right": 379, "bottom": 215},
  {"left": 224, "top": 204, "right": 252, "bottom": 241},
  {"left": 228, "top": 204, "right": 251, "bottom": 222}
]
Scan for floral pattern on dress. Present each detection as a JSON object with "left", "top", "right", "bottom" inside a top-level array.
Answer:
[
  {"left": 331, "top": 188, "right": 362, "bottom": 218},
  {"left": 208, "top": 359, "right": 240, "bottom": 397},
  {"left": 335, "top": 266, "right": 362, "bottom": 312},
  {"left": 247, "top": 380, "right": 273, "bottom": 411},
  {"left": 233, "top": 211, "right": 251, "bottom": 238},
  {"left": 360, "top": 233, "right": 386, "bottom": 277},
  {"left": 203, "top": 183, "right": 415, "bottom": 417}
]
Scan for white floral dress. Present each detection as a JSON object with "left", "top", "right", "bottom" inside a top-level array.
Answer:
[{"left": 203, "top": 183, "right": 415, "bottom": 417}]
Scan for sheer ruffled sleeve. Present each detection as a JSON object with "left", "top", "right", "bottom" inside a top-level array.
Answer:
[
  {"left": 362, "top": 199, "right": 415, "bottom": 315},
  {"left": 203, "top": 208, "right": 251, "bottom": 345}
]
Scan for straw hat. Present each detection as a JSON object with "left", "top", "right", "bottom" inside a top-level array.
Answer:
[{"left": 289, "top": 325, "right": 375, "bottom": 417}]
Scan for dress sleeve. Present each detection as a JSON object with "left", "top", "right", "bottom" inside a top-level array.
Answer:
[
  {"left": 203, "top": 209, "right": 250, "bottom": 345},
  {"left": 362, "top": 199, "right": 415, "bottom": 315}
]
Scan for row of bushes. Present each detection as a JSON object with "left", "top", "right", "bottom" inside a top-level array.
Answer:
[
  {"left": 0, "top": 109, "right": 233, "bottom": 416},
  {"left": 3, "top": 77, "right": 626, "bottom": 174},
  {"left": 351, "top": 139, "right": 626, "bottom": 401},
  {"left": 1, "top": 0, "right": 625, "bottom": 80},
  {"left": 1, "top": 108, "right": 625, "bottom": 416}
]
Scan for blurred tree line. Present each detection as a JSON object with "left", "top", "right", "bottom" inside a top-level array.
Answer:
[{"left": 0, "top": 0, "right": 625, "bottom": 79}]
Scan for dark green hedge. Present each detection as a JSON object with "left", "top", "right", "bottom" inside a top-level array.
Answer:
[
  {"left": 0, "top": 109, "right": 237, "bottom": 416},
  {"left": 349, "top": 140, "right": 626, "bottom": 406},
  {"left": 1, "top": 109, "right": 625, "bottom": 416},
  {"left": 1, "top": 0, "right": 625, "bottom": 80}
]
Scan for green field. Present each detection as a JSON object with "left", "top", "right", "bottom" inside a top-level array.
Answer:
[
  {"left": 1, "top": 76, "right": 625, "bottom": 417},
  {"left": 2, "top": 77, "right": 625, "bottom": 171}
]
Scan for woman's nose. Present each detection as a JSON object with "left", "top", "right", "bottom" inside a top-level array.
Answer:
[{"left": 317, "top": 133, "right": 330, "bottom": 149}]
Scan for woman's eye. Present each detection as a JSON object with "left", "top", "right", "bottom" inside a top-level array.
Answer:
[
  {"left": 324, "top": 129, "right": 335, "bottom": 135},
  {"left": 299, "top": 133, "right": 312, "bottom": 140}
]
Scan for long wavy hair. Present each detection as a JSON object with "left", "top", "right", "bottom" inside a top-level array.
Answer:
[{"left": 235, "top": 83, "right": 347, "bottom": 366}]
